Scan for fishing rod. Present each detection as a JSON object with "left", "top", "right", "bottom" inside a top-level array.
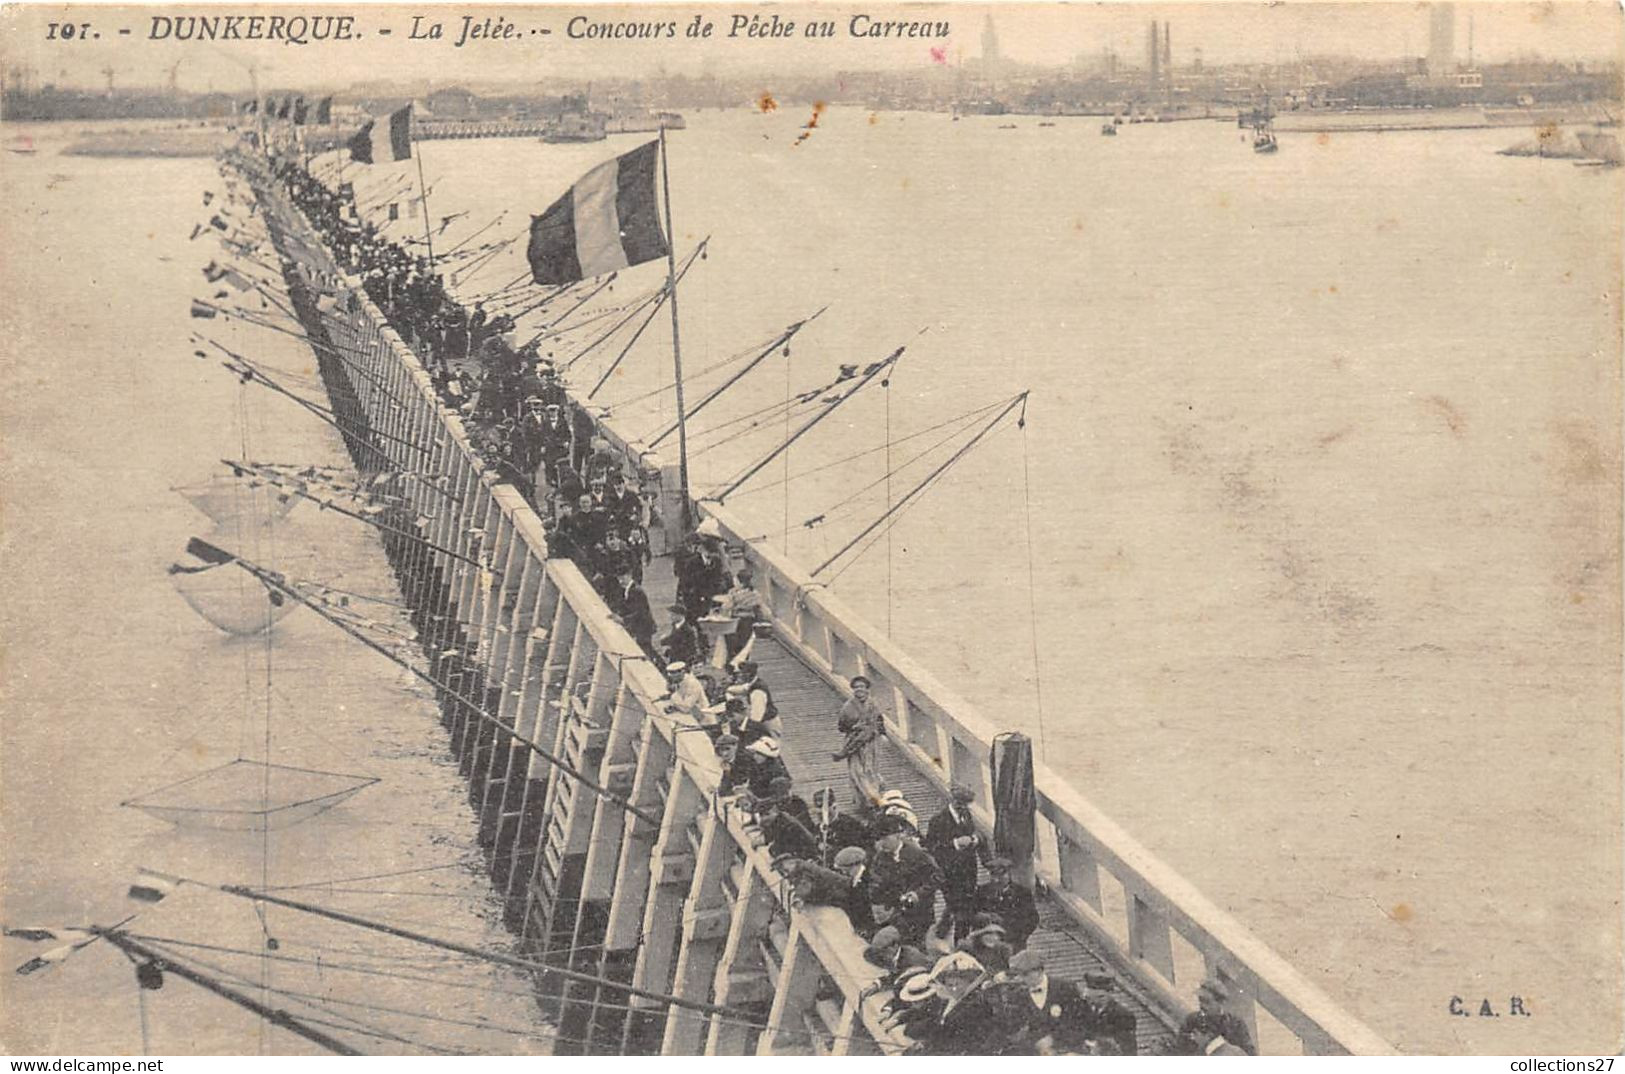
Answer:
[
  {"left": 449, "top": 237, "right": 517, "bottom": 290},
  {"left": 646, "top": 307, "right": 827, "bottom": 447},
  {"left": 731, "top": 396, "right": 1009, "bottom": 502},
  {"left": 599, "top": 330, "right": 793, "bottom": 415},
  {"left": 91, "top": 928, "right": 365, "bottom": 1055},
  {"left": 526, "top": 292, "right": 656, "bottom": 351},
  {"left": 470, "top": 267, "right": 535, "bottom": 305},
  {"left": 203, "top": 325, "right": 395, "bottom": 420},
  {"left": 198, "top": 337, "right": 431, "bottom": 456},
  {"left": 182, "top": 882, "right": 760, "bottom": 1022},
  {"left": 441, "top": 210, "right": 505, "bottom": 258},
  {"left": 514, "top": 272, "right": 616, "bottom": 344},
  {"left": 578, "top": 240, "right": 710, "bottom": 387},
  {"left": 203, "top": 304, "right": 422, "bottom": 419},
  {"left": 236, "top": 456, "right": 458, "bottom": 506},
  {"left": 175, "top": 537, "right": 663, "bottom": 828},
  {"left": 219, "top": 459, "right": 488, "bottom": 570},
  {"left": 681, "top": 375, "right": 844, "bottom": 459},
  {"left": 713, "top": 346, "right": 904, "bottom": 502},
  {"left": 811, "top": 391, "right": 1029, "bottom": 577}
]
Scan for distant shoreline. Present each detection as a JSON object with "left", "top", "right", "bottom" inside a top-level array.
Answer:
[{"left": 62, "top": 127, "right": 233, "bottom": 157}]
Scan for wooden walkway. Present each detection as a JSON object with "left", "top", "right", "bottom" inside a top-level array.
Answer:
[{"left": 637, "top": 551, "right": 1176, "bottom": 1052}]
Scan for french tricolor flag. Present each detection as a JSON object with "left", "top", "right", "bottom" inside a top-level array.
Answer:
[
  {"left": 527, "top": 141, "right": 668, "bottom": 286},
  {"left": 348, "top": 104, "right": 413, "bottom": 165}
]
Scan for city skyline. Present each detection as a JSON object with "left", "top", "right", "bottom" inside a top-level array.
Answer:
[{"left": 3, "top": 2, "right": 1619, "bottom": 94}]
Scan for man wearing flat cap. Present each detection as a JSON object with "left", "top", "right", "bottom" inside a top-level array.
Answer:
[{"left": 925, "top": 782, "right": 987, "bottom": 941}]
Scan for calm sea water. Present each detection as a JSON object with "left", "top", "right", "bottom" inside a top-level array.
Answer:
[
  {"left": 1, "top": 131, "right": 546, "bottom": 1055},
  {"left": 3, "top": 107, "right": 1620, "bottom": 1054}
]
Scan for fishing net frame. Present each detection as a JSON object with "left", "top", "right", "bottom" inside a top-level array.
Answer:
[{"left": 121, "top": 758, "right": 379, "bottom": 832}]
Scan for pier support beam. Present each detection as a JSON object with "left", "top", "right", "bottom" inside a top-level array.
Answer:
[{"left": 660, "top": 811, "right": 736, "bottom": 1054}]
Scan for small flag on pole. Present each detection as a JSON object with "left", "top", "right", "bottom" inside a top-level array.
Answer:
[
  {"left": 5, "top": 926, "right": 92, "bottom": 943},
  {"left": 348, "top": 104, "right": 413, "bottom": 164},
  {"left": 526, "top": 141, "right": 667, "bottom": 285},
  {"left": 14, "top": 931, "right": 98, "bottom": 976},
  {"left": 127, "top": 868, "right": 184, "bottom": 903}
]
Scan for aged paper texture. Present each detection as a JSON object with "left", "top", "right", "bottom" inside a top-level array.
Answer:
[{"left": 2, "top": 0, "right": 1621, "bottom": 1057}]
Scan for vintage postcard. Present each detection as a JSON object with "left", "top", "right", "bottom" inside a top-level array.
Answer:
[{"left": 1, "top": 0, "right": 1621, "bottom": 1058}]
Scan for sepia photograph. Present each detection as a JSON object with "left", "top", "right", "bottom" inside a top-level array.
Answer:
[{"left": 1, "top": 0, "right": 1621, "bottom": 1057}]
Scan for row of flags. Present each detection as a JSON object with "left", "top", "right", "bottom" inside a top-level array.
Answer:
[{"left": 243, "top": 94, "right": 332, "bottom": 125}]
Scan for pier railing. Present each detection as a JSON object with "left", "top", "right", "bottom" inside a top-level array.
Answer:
[
  {"left": 563, "top": 384, "right": 1395, "bottom": 1057},
  {"left": 259, "top": 164, "right": 1393, "bottom": 1056},
  {"left": 663, "top": 498, "right": 1395, "bottom": 1055},
  {"left": 262, "top": 184, "right": 913, "bottom": 1055}
]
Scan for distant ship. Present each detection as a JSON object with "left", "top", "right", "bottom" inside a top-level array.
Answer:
[
  {"left": 7, "top": 134, "right": 37, "bottom": 155},
  {"left": 1100, "top": 121, "right": 1117, "bottom": 136}
]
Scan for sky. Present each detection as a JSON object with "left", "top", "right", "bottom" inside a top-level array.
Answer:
[{"left": 2, "top": 1, "right": 1620, "bottom": 93}]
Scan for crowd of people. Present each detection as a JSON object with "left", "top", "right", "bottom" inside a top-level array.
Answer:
[
  {"left": 270, "top": 151, "right": 1257, "bottom": 1058},
  {"left": 277, "top": 157, "right": 677, "bottom": 625}
]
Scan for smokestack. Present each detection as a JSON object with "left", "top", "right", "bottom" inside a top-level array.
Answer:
[{"left": 1163, "top": 22, "right": 1172, "bottom": 71}]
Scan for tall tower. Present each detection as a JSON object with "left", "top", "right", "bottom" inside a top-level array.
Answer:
[
  {"left": 981, "top": 15, "right": 1001, "bottom": 80},
  {"left": 1163, "top": 22, "right": 1172, "bottom": 73},
  {"left": 1428, "top": 3, "right": 1455, "bottom": 78},
  {"left": 1147, "top": 19, "right": 1161, "bottom": 84}
]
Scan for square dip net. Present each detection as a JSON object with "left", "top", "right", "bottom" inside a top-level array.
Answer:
[{"left": 121, "top": 759, "right": 378, "bottom": 832}]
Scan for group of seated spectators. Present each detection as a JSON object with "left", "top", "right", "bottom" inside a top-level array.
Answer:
[{"left": 267, "top": 149, "right": 1257, "bottom": 1059}]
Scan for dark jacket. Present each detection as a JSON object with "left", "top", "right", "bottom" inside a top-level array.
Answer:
[
  {"left": 611, "top": 580, "right": 656, "bottom": 646},
  {"left": 870, "top": 841, "right": 944, "bottom": 910},
  {"left": 660, "top": 620, "right": 705, "bottom": 669},
  {"left": 1026, "top": 977, "right": 1137, "bottom": 1056},
  {"left": 973, "top": 879, "right": 1040, "bottom": 949},
  {"left": 924, "top": 803, "right": 986, "bottom": 900},
  {"left": 795, "top": 861, "right": 878, "bottom": 936},
  {"left": 1171, "top": 1010, "right": 1255, "bottom": 1056},
  {"left": 759, "top": 796, "right": 821, "bottom": 861}
]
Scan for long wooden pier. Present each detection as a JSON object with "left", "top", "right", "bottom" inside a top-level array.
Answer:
[{"left": 250, "top": 161, "right": 1396, "bottom": 1056}]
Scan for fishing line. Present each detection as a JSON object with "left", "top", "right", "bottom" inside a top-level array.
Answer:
[
  {"left": 796, "top": 409, "right": 997, "bottom": 531},
  {"left": 1017, "top": 399, "right": 1050, "bottom": 762}
]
